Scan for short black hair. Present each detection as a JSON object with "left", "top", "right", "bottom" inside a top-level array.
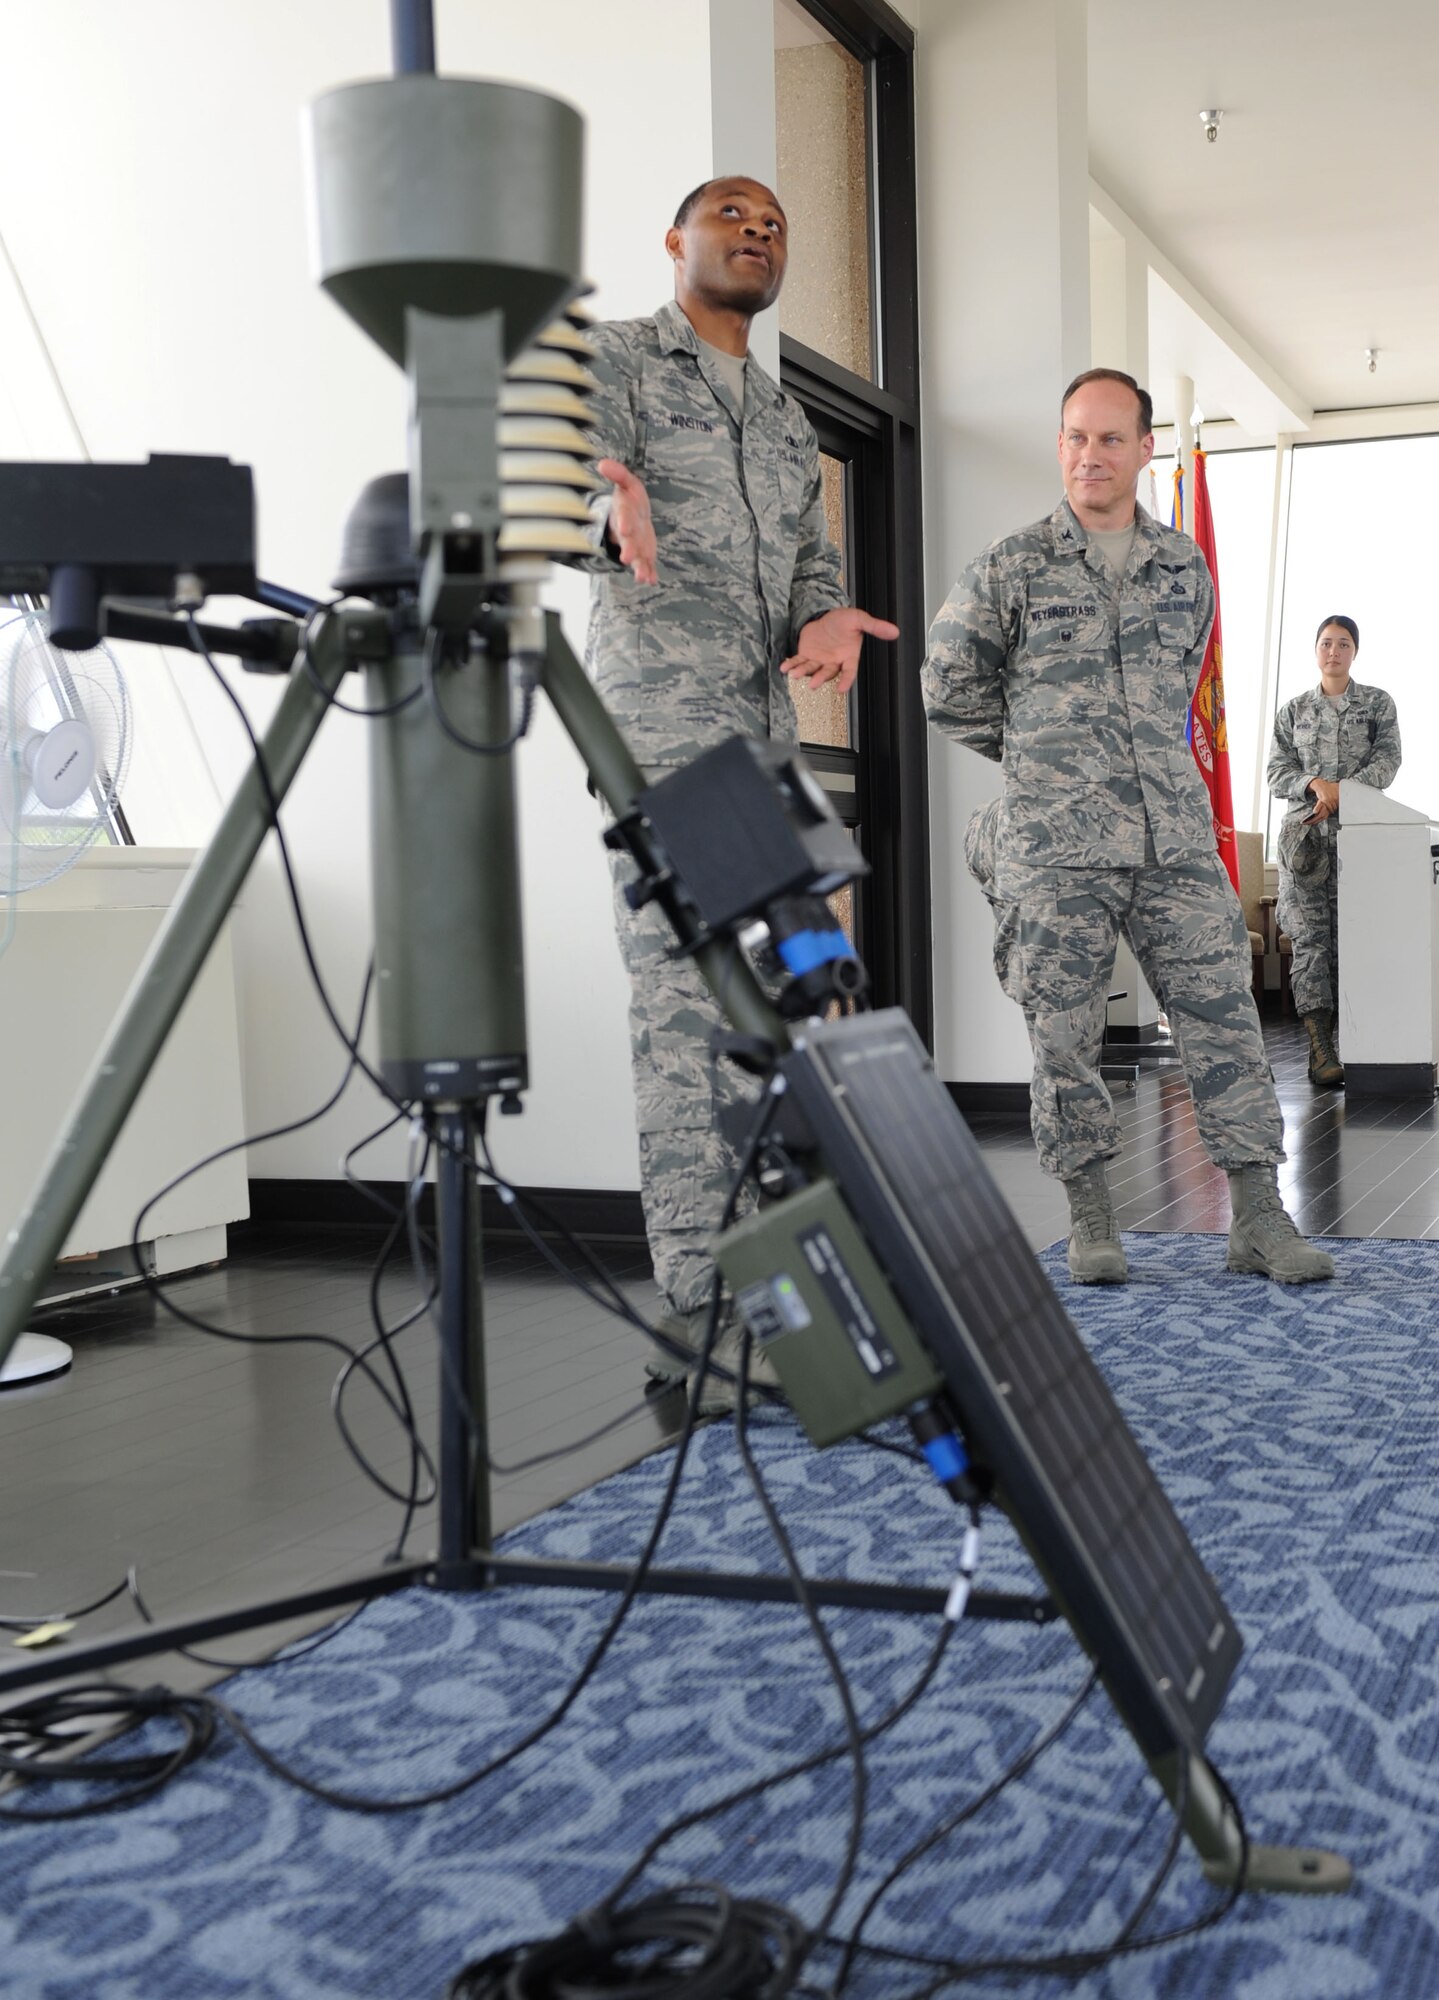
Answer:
[
  {"left": 673, "top": 180, "right": 716, "bottom": 228},
  {"left": 1060, "top": 368, "right": 1154, "bottom": 438},
  {"left": 1315, "top": 614, "right": 1359, "bottom": 654},
  {"left": 672, "top": 178, "right": 783, "bottom": 229}
]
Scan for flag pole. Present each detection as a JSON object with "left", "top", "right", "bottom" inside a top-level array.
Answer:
[
  {"left": 1188, "top": 439, "right": 1241, "bottom": 893},
  {"left": 1174, "top": 372, "right": 1196, "bottom": 532}
]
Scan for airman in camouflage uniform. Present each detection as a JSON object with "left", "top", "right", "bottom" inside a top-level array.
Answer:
[
  {"left": 587, "top": 300, "right": 846, "bottom": 767},
  {"left": 1266, "top": 615, "right": 1401, "bottom": 1085},
  {"left": 586, "top": 178, "right": 895, "bottom": 1395},
  {"left": 924, "top": 368, "right": 1331, "bottom": 1286}
]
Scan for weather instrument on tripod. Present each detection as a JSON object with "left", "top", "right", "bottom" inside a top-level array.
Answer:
[{"left": 0, "top": 0, "right": 1349, "bottom": 1930}]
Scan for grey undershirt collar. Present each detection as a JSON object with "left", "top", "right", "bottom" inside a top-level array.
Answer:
[
  {"left": 696, "top": 334, "right": 747, "bottom": 415},
  {"left": 1090, "top": 522, "right": 1138, "bottom": 579}
]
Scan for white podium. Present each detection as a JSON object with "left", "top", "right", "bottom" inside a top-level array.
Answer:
[{"left": 1336, "top": 782, "right": 1439, "bottom": 1094}]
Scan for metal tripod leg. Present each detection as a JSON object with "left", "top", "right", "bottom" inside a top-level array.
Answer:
[
  {"left": 1152, "top": 1749, "right": 1353, "bottom": 1894},
  {"left": 0, "top": 609, "right": 364, "bottom": 1373},
  {"left": 536, "top": 612, "right": 784, "bottom": 1046}
]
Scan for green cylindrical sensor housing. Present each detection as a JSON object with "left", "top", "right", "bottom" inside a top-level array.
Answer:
[{"left": 367, "top": 634, "right": 528, "bottom": 1104}]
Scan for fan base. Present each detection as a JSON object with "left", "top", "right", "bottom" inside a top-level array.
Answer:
[{"left": 0, "top": 1332, "right": 74, "bottom": 1388}]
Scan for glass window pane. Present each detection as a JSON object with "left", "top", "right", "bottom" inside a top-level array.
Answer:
[
  {"left": 786, "top": 451, "right": 853, "bottom": 749},
  {"left": 773, "top": 0, "right": 874, "bottom": 383},
  {"left": 829, "top": 878, "right": 855, "bottom": 947},
  {"left": 1275, "top": 435, "right": 1439, "bottom": 833}
]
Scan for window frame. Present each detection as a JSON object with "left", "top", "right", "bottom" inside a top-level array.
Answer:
[{"left": 777, "top": 0, "right": 930, "bottom": 1040}]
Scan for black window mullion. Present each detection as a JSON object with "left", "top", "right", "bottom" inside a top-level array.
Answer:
[
  {"left": 779, "top": 0, "right": 928, "bottom": 1045},
  {"left": 872, "top": 48, "right": 918, "bottom": 411}
]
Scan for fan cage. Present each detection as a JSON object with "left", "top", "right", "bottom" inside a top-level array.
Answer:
[{"left": 0, "top": 609, "right": 132, "bottom": 895}]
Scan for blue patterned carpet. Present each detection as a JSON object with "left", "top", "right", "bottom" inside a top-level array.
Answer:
[{"left": 4, "top": 1233, "right": 1439, "bottom": 2000}]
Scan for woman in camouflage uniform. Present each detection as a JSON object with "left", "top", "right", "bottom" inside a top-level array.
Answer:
[{"left": 1266, "top": 616, "right": 1402, "bottom": 1086}]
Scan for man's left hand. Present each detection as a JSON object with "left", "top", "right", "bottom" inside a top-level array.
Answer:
[{"left": 781, "top": 608, "right": 900, "bottom": 694}]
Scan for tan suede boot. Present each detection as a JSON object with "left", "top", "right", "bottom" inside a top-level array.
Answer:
[
  {"left": 1303, "top": 1011, "right": 1345, "bottom": 1087},
  {"left": 647, "top": 1305, "right": 782, "bottom": 1413},
  {"left": 1062, "top": 1161, "right": 1129, "bottom": 1284},
  {"left": 1226, "top": 1164, "right": 1334, "bottom": 1283}
]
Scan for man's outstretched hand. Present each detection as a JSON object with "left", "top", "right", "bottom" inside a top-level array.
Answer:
[
  {"left": 596, "top": 460, "right": 658, "bottom": 585},
  {"left": 782, "top": 607, "right": 900, "bottom": 694}
]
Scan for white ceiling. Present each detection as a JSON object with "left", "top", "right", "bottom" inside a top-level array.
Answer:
[{"left": 1088, "top": 0, "right": 1439, "bottom": 422}]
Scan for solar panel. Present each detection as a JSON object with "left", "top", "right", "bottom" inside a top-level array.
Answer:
[{"left": 780, "top": 1008, "right": 1242, "bottom": 1761}]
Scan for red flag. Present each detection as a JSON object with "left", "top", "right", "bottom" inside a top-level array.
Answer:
[{"left": 1186, "top": 449, "right": 1239, "bottom": 894}]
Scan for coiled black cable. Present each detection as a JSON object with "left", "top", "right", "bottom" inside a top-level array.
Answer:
[
  {"left": 0, "top": 1685, "right": 216, "bottom": 1822},
  {"left": 447, "top": 1885, "right": 809, "bottom": 2000}
]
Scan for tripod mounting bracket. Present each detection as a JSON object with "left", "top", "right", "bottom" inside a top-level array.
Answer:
[
  {"left": 406, "top": 305, "right": 503, "bottom": 633},
  {"left": 637, "top": 736, "right": 866, "bottom": 933},
  {"left": 0, "top": 454, "right": 257, "bottom": 651}
]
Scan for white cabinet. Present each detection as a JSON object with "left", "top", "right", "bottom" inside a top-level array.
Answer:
[
  {"left": 1336, "top": 783, "right": 1439, "bottom": 1095},
  {"left": 0, "top": 847, "right": 249, "bottom": 1297}
]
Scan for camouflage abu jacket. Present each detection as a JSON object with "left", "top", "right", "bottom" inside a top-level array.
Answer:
[
  {"left": 585, "top": 299, "right": 845, "bottom": 769},
  {"left": 922, "top": 499, "right": 1217, "bottom": 876},
  {"left": 1266, "top": 680, "right": 1401, "bottom": 819}
]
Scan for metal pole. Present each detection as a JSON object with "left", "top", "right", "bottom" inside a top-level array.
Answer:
[
  {"left": 433, "top": 1105, "right": 489, "bottom": 1574},
  {"left": 1174, "top": 373, "right": 1196, "bottom": 526},
  {"left": 0, "top": 608, "right": 362, "bottom": 1372},
  {"left": 1250, "top": 435, "right": 1294, "bottom": 842},
  {"left": 390, "top": 0, "right": 435, "bottom": 75}
]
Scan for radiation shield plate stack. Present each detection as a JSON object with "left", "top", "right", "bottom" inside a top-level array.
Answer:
[{"left": 498, "top": 305, "right": 607, "bottom": 572}]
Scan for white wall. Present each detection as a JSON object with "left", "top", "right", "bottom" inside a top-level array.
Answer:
[
  {"left": 1089, "top": 216, "right": 1149, "bottom": 388},
  {"left": 909, "top": 0, "right": 1091, "bottom": 1084},
  {"left": 710, "top": 0, "right": 782, "bottom": 379},
  {"left": 0, "top": 0, "right": 751, "bottom": 1191}
]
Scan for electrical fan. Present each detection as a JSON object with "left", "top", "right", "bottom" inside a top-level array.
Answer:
[{"left": 1, "top": 608, "right": 132, "bottom": 1388}]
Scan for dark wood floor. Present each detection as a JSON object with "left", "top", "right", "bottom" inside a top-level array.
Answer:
[
  {"left": 3, "top": 1014, "right": 1436, "bottom": 1693},
  {"left": 0, "top": 1226, "right": 672, "bottom": 1691},
  {"left": 972, "top": 1011, "right": 1439, "bottom": 1246}
]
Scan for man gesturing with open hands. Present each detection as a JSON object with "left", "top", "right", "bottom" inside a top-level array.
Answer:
[{"left": 585, "top": 176, "right": 897, "bottom": 1410}]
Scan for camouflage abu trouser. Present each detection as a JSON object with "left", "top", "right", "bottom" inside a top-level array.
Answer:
[
  {"left": 608, "top": 847, "right": 757, "bottom": 1317},
  {"left": 968, "top": 804, "right": 1283, "bottom": 1179},
  {"left": 1276, "top": 818, "right": 1338, "bottom": 1018}
]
